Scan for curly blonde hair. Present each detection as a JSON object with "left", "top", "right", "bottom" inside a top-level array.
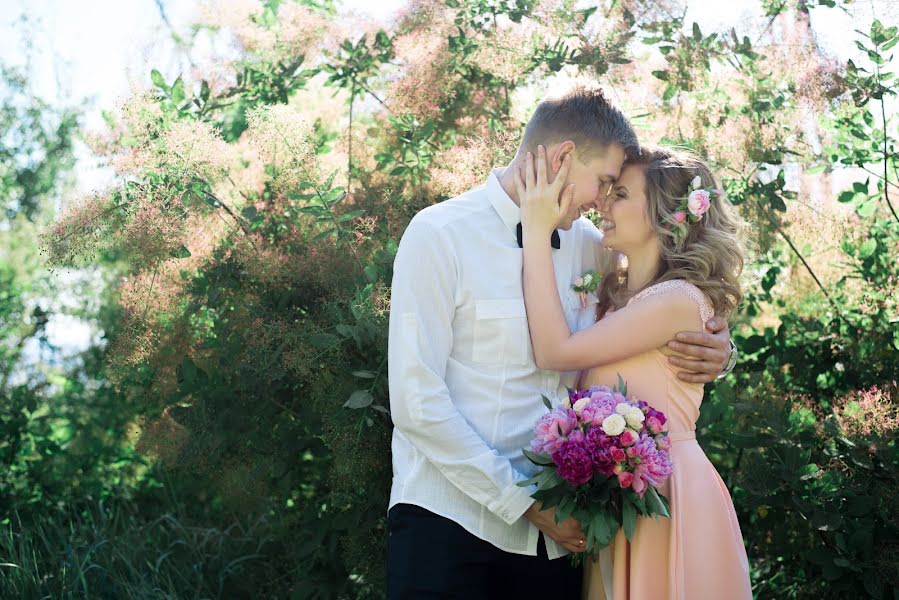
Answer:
[{"left": 596, "top": 146, "right": 745, "bottom": 319}]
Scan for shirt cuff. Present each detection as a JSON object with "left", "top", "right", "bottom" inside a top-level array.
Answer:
[{"left": 488, "top": 481, "right": 537, "bottom": 525}]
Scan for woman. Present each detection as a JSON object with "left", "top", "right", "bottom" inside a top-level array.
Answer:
[{"left": 516, "top": 145, "right": 752, "bottom": 599}]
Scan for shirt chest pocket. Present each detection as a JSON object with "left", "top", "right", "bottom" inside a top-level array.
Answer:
[
  {"left": 565, "top": 289, "right": 600, "bottom": 330},
  {"left": 473, "top": 299, "right": 530, "bottom": 366}
]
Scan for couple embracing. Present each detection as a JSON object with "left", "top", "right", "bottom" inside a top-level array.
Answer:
[{"left": 385, "top": 85, "right": 752, "bottom": 599}]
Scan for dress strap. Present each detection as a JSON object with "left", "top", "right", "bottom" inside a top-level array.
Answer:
[{"left": 627, "top": 279, "right": 714, "bottom": 324}]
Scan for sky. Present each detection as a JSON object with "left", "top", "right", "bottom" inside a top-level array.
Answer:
[{"left": 0, "top": 0, "right": 896, "bottom": 363}]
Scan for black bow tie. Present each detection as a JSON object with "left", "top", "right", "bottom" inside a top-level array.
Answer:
[{"left": 516, "top": 223, "right": 561, "bottom": 249}]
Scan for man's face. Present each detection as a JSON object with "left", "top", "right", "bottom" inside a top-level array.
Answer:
[{"left": 553, "top": 144, "right": 626, "bottom": 230}]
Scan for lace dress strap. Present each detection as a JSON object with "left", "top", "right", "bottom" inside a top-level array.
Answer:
[{"left": 626, "top": 279, "right": 714, "bottom": 324}]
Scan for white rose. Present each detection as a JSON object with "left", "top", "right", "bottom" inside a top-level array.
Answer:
[
  {"left": 691, "top": 175, "right": 702, "bottom": 190},
  {"left": 583, "top": 273, "right": 593, "bottom": 285},
  {"left": 601, "top": 414, "right": 627, "bottom": 436},
  {"left": 562, "top": 396, "right": 572, "bottom": 410},
  {"left": 615, "top": 402, "right": 631, "bottom": 416},
  {"left": 573, "top": 398, "right": 590, "bottom": 415},
  {"left": 625, "top": 407, "right": 646, "bottom": 429}
]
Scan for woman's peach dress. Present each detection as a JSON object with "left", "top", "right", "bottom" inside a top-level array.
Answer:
[{"left": 581, "top": 280, "right": 752, "bottom": 600}]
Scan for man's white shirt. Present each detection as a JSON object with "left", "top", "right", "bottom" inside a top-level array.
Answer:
[{"left": 388, "top": 169, "right": 608, "bottom": 559}]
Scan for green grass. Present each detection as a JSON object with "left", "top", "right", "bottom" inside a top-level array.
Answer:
[{"left": 0, "top": 499, "right": 280, "bottom": 599}]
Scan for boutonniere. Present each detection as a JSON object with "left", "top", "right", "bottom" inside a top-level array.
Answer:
[{"left": 572, "top": 270, "right": 602, "bottom": 308}]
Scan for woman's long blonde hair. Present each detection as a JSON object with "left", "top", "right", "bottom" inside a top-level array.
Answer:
[{"left": 596, "top": 146, "right": 745, "bottom": 319}]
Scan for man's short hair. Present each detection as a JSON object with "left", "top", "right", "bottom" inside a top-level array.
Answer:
[{"left": 521, "top": 85, "right": 639, "bottom": 160}]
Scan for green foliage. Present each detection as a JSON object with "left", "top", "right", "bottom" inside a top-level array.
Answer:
[{"left": 0, "top": 67, "right": 78, "bottom": 223}]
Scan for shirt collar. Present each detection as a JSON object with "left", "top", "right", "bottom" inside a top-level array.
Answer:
[{"left": 486, "top": 168, "right": 520, "bottom": 235}]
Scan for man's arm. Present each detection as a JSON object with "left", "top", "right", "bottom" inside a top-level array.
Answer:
[
  {"left": 667, "top": 316, "right": 734, "bottom": 383},
  {"left": 388, "top": 218, "right": 537, "bottom": 524}
]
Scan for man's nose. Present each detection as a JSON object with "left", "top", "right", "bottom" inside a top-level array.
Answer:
[{"left": 595, "top": 193, "right": 611, "bottom": 213}]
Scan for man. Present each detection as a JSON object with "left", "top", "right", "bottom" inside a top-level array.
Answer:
[{"left": 386, "top": 85, "right": 735, "bottom": 598}]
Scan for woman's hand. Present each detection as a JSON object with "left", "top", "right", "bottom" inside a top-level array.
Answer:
[{"left": 514, "top": 145, "right": 575, "bottom": 239}]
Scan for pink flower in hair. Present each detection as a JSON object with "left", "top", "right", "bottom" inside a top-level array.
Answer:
[{"left": 687, "top": 189, "right": 711, "bottom": 218}]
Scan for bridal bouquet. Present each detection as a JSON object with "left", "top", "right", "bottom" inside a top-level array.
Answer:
[{"left": 519, "top": 377, "right": 673, "bottom": 560}]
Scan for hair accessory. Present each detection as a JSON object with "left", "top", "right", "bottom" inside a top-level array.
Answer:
[{"left": 667, "top": 176, "right": 723, "bottom": 243}]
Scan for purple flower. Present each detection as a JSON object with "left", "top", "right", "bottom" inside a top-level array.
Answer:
[
  {"left": 531, "top": 408, "right": 577, "bottom": 454},
  {"left": 645, "top": 406, "right": 667, "bottom": 426},
  {"left": 629, "top": 433, "right": 673, "bottom": 497},
  {"left": 580, "top": 387, "right": 619, "bottom": 426},
  {"left": 552, "top": 438, "right": 593, "bottom": 486},
  {"left": 586, "top": 426, "right": 617, "bottom": 476}
]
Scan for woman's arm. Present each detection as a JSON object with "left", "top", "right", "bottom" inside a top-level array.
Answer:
[{"left": 516, "top": 146, "right": 705, "bottom": 372}]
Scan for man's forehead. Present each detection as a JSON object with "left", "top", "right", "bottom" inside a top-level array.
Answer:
[{"left": 585, "top": 150, "right": 624, "bottom": 180}]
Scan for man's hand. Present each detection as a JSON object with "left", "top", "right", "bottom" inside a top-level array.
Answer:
[
  {"left": 666, "top": 316, "right": 731, "bottom": 383},
  {"left": 524, "top": 501, "right": 587, "bottom": 554}
]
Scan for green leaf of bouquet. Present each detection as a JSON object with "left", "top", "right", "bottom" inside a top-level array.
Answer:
[
  {"left": 522, "top": 448, "right": 555, "bottom": 466},
  {"left": 645, "top": 486, "right": 671, "bottom": 518},
  {"left": 556, "top": 495, "right": 575, "bottom": 524},
  {"left": 520, "top": 468, "right": 553, "bottom": 489},
  {"left": 622, "top": 499, "right": 637, "bottom": 542},
  {"left": 542, "top": 395, "right": 553, "bottom": 410},
  {"left": 592, "top": 509, "right": 616, "bottom": 547},
  {"left": 615, "top": 373, "right": 628, "bottom": 397},
  {"left": 537, "top": 469, "right": 564, "bottom": 491}
]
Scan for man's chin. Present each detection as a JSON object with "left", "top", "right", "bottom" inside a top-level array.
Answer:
[{"left": 558, "top": 214, "right": 583, "bottom": 230}]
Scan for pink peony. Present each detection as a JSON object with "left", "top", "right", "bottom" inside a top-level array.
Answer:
[
  {"left": 629, "top": 434, "right": 673, "bottom": 497},
  {"left": 687, "top": 189, "right": 711, "bottom": 218},
  {"left": 531, "top": 408, "right": 577, "bottom": 454},
  {"left": 631, "top": 473, "right": 646, "bottom": 495}
]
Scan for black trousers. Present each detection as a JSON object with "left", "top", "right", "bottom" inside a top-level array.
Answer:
[{"left": 386, "top": 503, "right": 582, "bottom": 599}]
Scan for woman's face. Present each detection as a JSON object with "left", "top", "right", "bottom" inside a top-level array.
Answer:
[{"left": 597, "top": 164, "right": 657, "bottom": 253}]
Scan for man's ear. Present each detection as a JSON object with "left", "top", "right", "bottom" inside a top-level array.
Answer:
[{"left": 552, "top": 140, "right": 577, "bottom": 177}]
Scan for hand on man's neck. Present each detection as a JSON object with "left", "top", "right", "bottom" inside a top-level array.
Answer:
[{"left": 497, "top": 162, "right": 522, "bottom": 206}]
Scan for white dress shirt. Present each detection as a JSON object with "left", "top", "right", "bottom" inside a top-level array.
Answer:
[{"left": 388, "top": 169, "right": 608, "bottom": 559}]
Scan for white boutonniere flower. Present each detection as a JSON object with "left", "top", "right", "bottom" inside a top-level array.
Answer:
[{"left": 572, "top": 270, "right": 602, "bottom": 308}]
